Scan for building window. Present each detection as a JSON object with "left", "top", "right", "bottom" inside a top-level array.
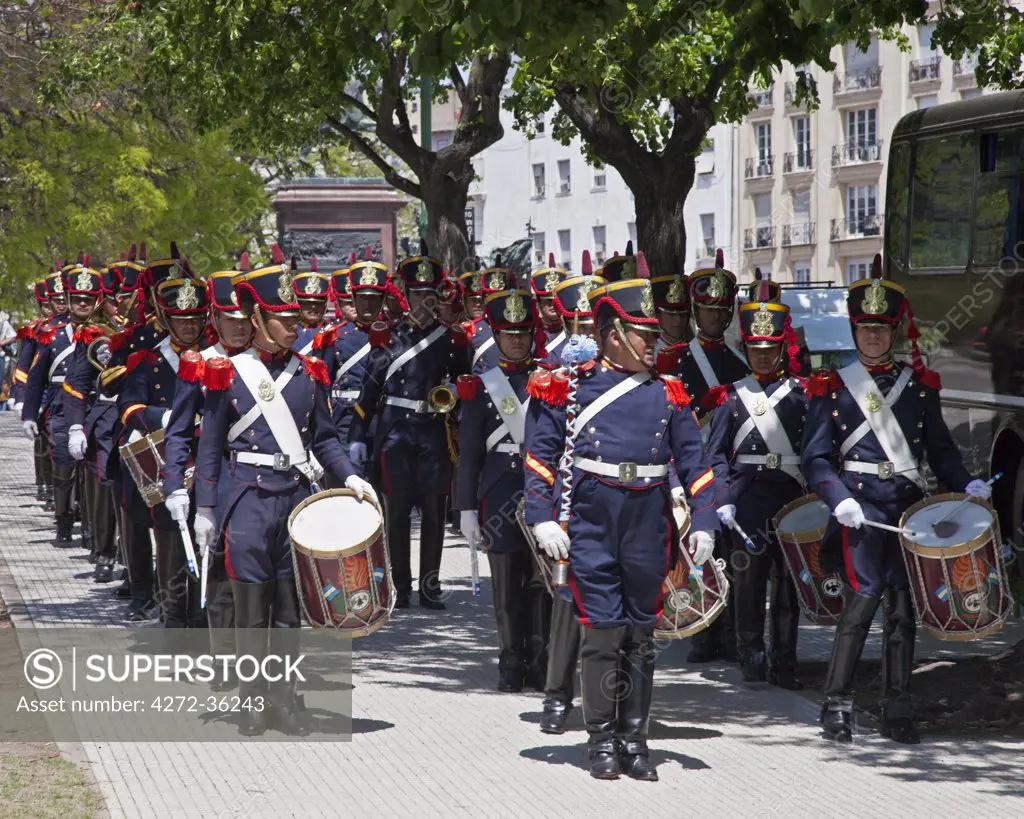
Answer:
[
  {"left": 410, "top": 100, "right": 418, "bottom": 113},
  {"left": 700, "top": 214, "right": 715, "bottom": 259},
  {"left": 534, "top": 115, "right": 545, "bottom": 135},
  {"left": 434, "top": 137, "right": 450, "bottom": 150},
  {"left": 846, "top": 108, "right": 877, "bottom": 150},
  {"left": 533, "top": 232, "right": 546, "bottom": 266},
  {"left": 557, "top": 159, "right": 571, "bottom": 194},
  {"left": 846, "top": 258, "right": 873, "bottom": 284},
  {"left": 593, "top": 163, "right": 606, "bottom": 189},
  {"left": 755, "top": 122, "right": 772, "bottom": 166},
  {"left": 592, "top": 226, "right": 607, "bottom": 264},
  {"left": 558, "top": 229, "right": 572, "bottom": 270},
  {"left": 793, "top": 117, "right": 811, "bottom": 169},
  {"left": 532, "top": 163, "right": 545, "bottom": 197},
  {"left": 793, "top": 264, "right": 811, "bottom": 285},
  {"left": 918, "top": 24, "right": 937, "bottom": 58},
  {"left": 846, "top": 184, "right": 879, "bottom": 236}
]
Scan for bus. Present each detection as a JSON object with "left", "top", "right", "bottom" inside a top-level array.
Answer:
[{"left": 884, "top": 90, "right": 1024, "bottom": 565}]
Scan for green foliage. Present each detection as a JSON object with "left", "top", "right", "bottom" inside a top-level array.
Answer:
[{"left": 933, "top": 2, "right": 1024, "bottom": 90}]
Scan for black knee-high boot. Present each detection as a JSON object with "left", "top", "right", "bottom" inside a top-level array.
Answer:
[
  {"left": 618, "top": 628, "right": 658, "bottom": 781},
  {"left": 383, "top": 494, "right": 414, "bottom": 605},
  {"left": 541, "top": 594, "right": 580, "bottom": 733},
  {"left": 52, "top": 462, "right": 76, "bottom": 544},
  {"left": 417, "top": 493, "right": 447, "bottom": 609},
  {"left": 268, "top": 580, "right": 310, "bottom": 736},
  {"left": 206, "top": 555, "right": 237, "bottom": 691},
  {"left": 233, "top": 579, "right": 275, "bottom": 736},
  {"left": 768, "top": 566, "right": 802, "bottom": 689},
  {"left": 488, "top": 552, "right": 526, "bottom": 692},
  {"left": 525, "top": 558, "right": 551, "bottom": 692},
  {"left": 821, "top": 589, "right": 881, "bottom": 741},
  {"left": 880, "top": 588, "right": 919, "bottom": 743},
  {"left": 580, "top": 626, "right": 628, "bottom": 779}
]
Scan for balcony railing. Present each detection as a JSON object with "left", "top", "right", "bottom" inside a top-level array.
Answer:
[
  {"left": 782, "top": 222, "right": 815, "bottom": 246},
  {"left": 783, "top": 150, "right": 813, "bottom": 173},
  {"left": 953, "top": 54, "right": 979, "bottom": 79},
  {"left": 744, "top": 226, "right": 776, "bottom": 250},
  {"left": 749, "top": 84, "right": 774, "bottom": 109},
  {"left": 833, "top": 67, "right": 882, "bottom": 95},
  {"left": 831, "top": 141, "right": 883, "bottom": 168},
  {"left": 830, "top": 213, "right": 884, "bottom": 241},
  {"left": 784, "top": 82, "right": 797, "bottom": 106},
  {"left": 744, "top": 156, "right": 775, "bottom": 179},
  {"left": 910, "top": 57, "right": 941, "bottom": 83},
  {"left": 701, "top": 237, "right": 715, "bottom": 258}
]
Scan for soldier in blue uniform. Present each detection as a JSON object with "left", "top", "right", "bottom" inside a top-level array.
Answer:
[
  {"left": 331, "top": 257, "right": 359, "bottom": 326},
  {"left": 349, "top": 242, "right": 472, "bottom": 610},
  {"left": 13, "top": 279, "right": 56, "bottom": 506},
  {"left": 188, "top": 247, "right": 373, "bottom": 735},
  {"left": 705, "top": 286, "right": 806, "bottom": 688},
  {"left": 291, "top": 256, "right": 330, "bottom": 356},
  {"left": 530, "top": 253, "right": 568, "bottom": 363},
  {"left": 118, "top": 275, "right": 209, "bottom": 627},
  {"left": 22, "top": 260, "right": 101, "bottom": 544},
  {"left": 648, "top": 262, "right": 692, "bottom": 360},
  {"left": 457, "top": 286, "right": 550, "bottom": 692},
  {"left": 802, "top": 255, "right": 990, "bottom": 745},
  {"left": 523, "top": 251, "right": 719, "bottom": 781},
  {"left": 458, "top": 262, "right": 501, "bottom": 374}
]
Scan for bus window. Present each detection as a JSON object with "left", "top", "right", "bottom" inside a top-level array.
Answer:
[
  {"left": 886, "top": 142, "right": 911, "bottom": 275},
  {"left": 910, "top": 133, "right": 974, "bottom": 271},
  {"left": 973, "top": 130, "right": 1024, "bottom": 268}
]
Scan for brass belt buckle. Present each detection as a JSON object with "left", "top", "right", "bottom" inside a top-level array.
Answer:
[
  {"left": 618, "top": 462, "right": 638, "bottom": 481},
  {"left": 273, "top": 453, "right": 291, "bottom": 471},
  {"left": 765, "top": 452, "right": 780, "bottom": 470},
  {"left": 878, "top": 461, "right": 894, "bottom": 480}
]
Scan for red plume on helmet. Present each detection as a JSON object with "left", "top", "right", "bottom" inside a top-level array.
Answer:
[
  {"left": 715, "top": 248, "right": 724, "bottom": 268},
  {"left": 364, "top": 246, "right": 373, "bottom": 260},
  {"left": 239, "top": 252, "right": 250, "bottom": 273},
  {"left": 634, "top": 250, "right": 650, "bottom": 279},
  {"left": 548, "top": 252, "right": 556, "bottom": 268},
  {"left": 349, "top": 252, "right": 357, "bottom": 266},
  {"left": 270, "top": 243, "right": 286, "bottom": 265},
  {"left": 871, "top": 253, "right": 882, "bottom": 279},
  {"left": 310, "top": 256, "right": 318, "bottom": 272},
  {"left": 581, "top": 249, "right": 593, "bottom": 276}
]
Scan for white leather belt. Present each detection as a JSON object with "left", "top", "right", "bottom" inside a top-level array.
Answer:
[
  {"left": 574, "top": 456, "right": 669, "bottom": 481},
  {"left": 97, "top": 394, "right": 117, "bottom": 404},
  {"left": 842, "top": 459, "right": 919, "bottom": 480},
  {"left": 51, "top": 376, "right": 66, "bottom": 384},
  {"left": 232, "top": 450, "right": 309, "bottom": 471},
  {"left": 735, "top": 454, "right": 801, "bottom": 469},
  {"left": 386, "top": 396, "right": 437, "bottom": 414},
  {"left": 495, "top": 442, "right": 520, "bottom": 454},
  {"left": 332, "top": 389, "right": 359, "bottom": 400}
]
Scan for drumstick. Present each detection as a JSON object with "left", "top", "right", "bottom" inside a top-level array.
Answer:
[
  {"left": 861, "top": 519, "right": 925, "bottom": 539},
  {"left": 469, "top": 535, "right": 481, "bottom": 597},
  {"left": 930, "top": 472, "right": 1002, "bottom": 531},
  {"left": 728, "top": 518, "right": 758, "bottom": 552},
  {"left": 199, "top": 540, "right": 210, "bottom": 609},
  {"left": 179, "top": 521, "right": 199, "bottom": 579}
]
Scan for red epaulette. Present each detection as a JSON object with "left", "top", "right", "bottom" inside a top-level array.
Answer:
[
  {"left": 312, "top": 325, "right": 337, "bottom": 351},
  {"left": 460, "top": 318, "right": 477, "bottom": 340},
  {"left": 655, "top": 344, "right": 684, "bottom": 374},
  {"left": 456, "top": 374, "right": 481, "bottom": 401},
  {"left": 109, "top": 329, "right": 130, "bottom": 352},
  {"left": 449, "top": 323, "right": 471, "bottom": 349},
  {"left": 37, "top": 326, "right": 57, "bottom": 346},
  {"left": 663, "top": 376, "right": 692, "bottom": 407},
  {"left": 125, "top": 348, "right": 157, "bottom": 375},
  {"left": 915, "top": 367, "right": 941, "bottom": 391},
  {"left": 806, "top": 369, "right": 841, "bottom": 397},
  {"left": 178, "top": 350, "right": 205, "bottom": 383},
  {"left": 700, "top": 384, "right": 728, "bottom": 410},
  {"left": 74, "top": 325, "right": 104, "bottom": 346},
  {"left": 203, "top": 357, "right": 233, "bottom": 391},
  {"left": 16, "top": 325, "right": 33, "bottom": 341},
  {"left": 298, "top": 353, "right": 329, "bottom": 386},
  {"left": 527, "top": 368, "right": 570, "bottom": 406}
]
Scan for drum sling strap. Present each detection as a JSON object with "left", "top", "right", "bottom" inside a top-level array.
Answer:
[
  {"left": 570, "top": 372, "right": 650, "bottom": 441},
  {"left": 479, "top": 367, "right": 529, "bottom": 453},
  {"left": 545, "top": 332, "right": 566, "bottom": 358},
  {"left": 688, "top": 339, "right": 742, "bottom": 443},
  {"left": 156, "top": 336, "right": 180, "bottom": 373},
  {"left": 732, "top": 376, "right": 805, "bottom": 487},
  {"left": 335, "top": 343, "right": 371, "bottom": 380},
  {"left": 48, "top": 324, "right": 76, "bottom": 383},
  {"left": 837, "top": 362, "right": 926, "bottom": 491},
  {"left": 384, "top": 325, "right": 447, "bottom": 384},
  {"left": 472, "top": 335, "right": 496, "bottom": 368}
]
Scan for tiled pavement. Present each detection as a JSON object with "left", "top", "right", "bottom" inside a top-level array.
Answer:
[{"left": 0, "top": 413, "right": 1022, "bottom": 817}]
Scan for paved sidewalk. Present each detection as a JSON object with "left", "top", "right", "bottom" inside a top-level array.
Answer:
[{"left": 0, "top": 413, "right": 1021, "bottom": 818}]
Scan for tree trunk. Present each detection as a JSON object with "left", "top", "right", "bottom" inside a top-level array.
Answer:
[
  {"left": 421, "top": 160, "right": 472, "bottom": 274},
  {"left": 632, "top": 156, "right": 696, "bottom": 274}
]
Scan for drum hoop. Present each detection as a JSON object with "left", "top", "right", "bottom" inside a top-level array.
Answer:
[
  {"left": 772, "top": 493, "right": 829, "bottom": 544},
  {"left": 654, "top": 558, "right": 730, "bottom": 640},
  {"left": 304, "top": 614, "right": 390, "bottom": 639},
  {"left": 918, "top": 617, "right": 1007, "bottom": 643},
  {"left": 899, "top": 492, "right": 995, "bottom": 558},
  {"left": 288, "top": 487, "right": 384, "bottom": 559}
]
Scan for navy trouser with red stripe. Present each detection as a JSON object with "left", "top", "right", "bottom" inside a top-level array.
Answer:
[
  {"left": 224, "top": 485, "right": 306, "bottom": 583},
  {"left": 566, "top": 476, "right": 676, "bottom": 629},
  {"left": 829, "top": 498, "right": 914, "bottom": 598}
]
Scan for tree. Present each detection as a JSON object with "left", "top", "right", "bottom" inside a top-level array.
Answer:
[
  {"left": 121, "top": 0, "right": 636, "bottom": 272},
  {"left": 0, "top": 1, "right": 270, "bottom": 307},
  {"left": 506, "top": 0, "right": 942, "bottom": 270}
]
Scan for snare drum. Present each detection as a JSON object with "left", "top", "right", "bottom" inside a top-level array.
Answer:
[
  {"left": 119, "top": 429, "right": 193, "bottom": 508},
  {"left": 655, "top": 499, "right": 730, "bottom": 640},
  {"left": 288, "top": 489, "right": 394, "bottom": 637},
  {"left": 774, "top": 494, "right": 845, "bottom": 625},
  {"left": 899, "top": 494, "right": 1012, "bottom": 641}
]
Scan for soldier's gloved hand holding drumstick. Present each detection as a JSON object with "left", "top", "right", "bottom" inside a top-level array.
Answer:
[{"left": 533, "top": 520, "right": 570, "bottom": 561}]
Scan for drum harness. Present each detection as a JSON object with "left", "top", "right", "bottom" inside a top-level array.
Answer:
[
  {"left": 730, "top": 375, "right": 806, "bottom": 489},
  {"left": 479, "top": 367, "right": 529, "bottom": 455}
]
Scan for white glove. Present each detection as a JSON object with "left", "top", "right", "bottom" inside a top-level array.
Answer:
[
  {"left": 965, "top": 479, "right": 992, "bottom": 501},
  {"left": 688, "top": 531, "right": 715, "bottom": 565},
  {"left": 671, "top": 486, "right": 687, "bottom": 505},
  {"left": 68, "top": 424, "right": 87, "bottom": 460},
  {"left": 533, "top": 520, "right": 570, "bottom": 561},
  {"left": 160, "top": 409, "right": 171, "bottom": 428},
  {"left": 460, "top": 510, "right": 482, "bottom": 545},
  {"left": 835, "top": 497, "right": 865, "bottom": 529},
  {"left": 165, "top": 488, "right": 190, "bottom": 524},
  {"left": 716, "top": 504, "right": 736, "bottom": 528},
  {"left": 349, "top": 442, "right": 368, "bottom": 467},
  {"left": 194, "top": 507, "right": 216, "bottom": 551},
  {"left": 345, "top": 474, "right": 378, "bottom": 505},
  {"left": 22, "top": 420, "right": 37, "bottom": 439},
  {"left": 14, "top": 402, "right": 23, "bottom": 413}
]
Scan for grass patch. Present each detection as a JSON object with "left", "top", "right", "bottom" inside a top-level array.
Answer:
[{"left": 0, "top": 743, "right": 103, "bottom": 818}]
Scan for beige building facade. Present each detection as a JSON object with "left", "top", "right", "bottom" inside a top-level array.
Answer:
[{"left": 735, "top": 22, "right": 988, "bottom": 287}]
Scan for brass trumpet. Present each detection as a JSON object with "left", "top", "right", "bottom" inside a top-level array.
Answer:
[{"left": 428, "top": 384, "right": 458, "bottom": 413}]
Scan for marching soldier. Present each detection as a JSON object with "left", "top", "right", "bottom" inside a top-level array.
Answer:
[
  {"left": 384, "top": 270, "right": 408, "bottom": 323},
  {"left": 457, "top": 286, "right": 550, "bottom": 692},
  {"left": 189, "top": 246, "right": 373, "bottom": 735},
  {"left": 118, "top": 275, "right": 210, "bottom": 627},
  {"left": 13, "top": 279, "right": 55, "bottom": 505},
  {"left": 680, "top": 249, "right": 749, "bottom": 665},
  {"left": 705, "top": 285, "right": 806, "bottom": 688},
  {"left": 332, "top": 258, "right": 360, "bottom": 325},
  {"left": 649, "top": 262, "right": 692, "bottom": 357},
  {"left": 349, "top": 241, "right": 472, "bottom": 610},
  {"left": 22, "top": 260, "right": 100, "bottom": 545},
  {"left": 458, "top": 262, "right": 502, "bottom": 374},
  {"left": 529, "top": 253, "right": 568, "bottom": 362},
  {"left": 292, "top": 256, "right": 331, "bottom": 355},
  {"left": 802, "top": 256, "right": 990, "bottom": 745},
  {"left": 532, "top": 256, "right": 606, "bottom": 733},
  {"left": 437, "top": 274, "right": 464, "bottom": 327},
  {"left": 524, "top": 250, "right": 719, "bottom": 781}
]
